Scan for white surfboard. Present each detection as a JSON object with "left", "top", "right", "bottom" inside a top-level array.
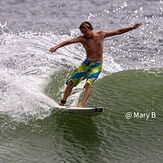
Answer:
[{"left": 51, "top": 105, "right": 103, "bottom": 116}]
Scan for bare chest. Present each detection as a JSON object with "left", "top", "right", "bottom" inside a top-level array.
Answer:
[{"left": 84, "top": 37, "right": 103, "bottom": 50}]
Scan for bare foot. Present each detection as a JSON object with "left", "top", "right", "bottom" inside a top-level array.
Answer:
[
  {"left": 76, "top": 104, "right": 84, "bottom": 108},
  {"left": 59, "top": 103, "right": 64, "bottom": 106}
]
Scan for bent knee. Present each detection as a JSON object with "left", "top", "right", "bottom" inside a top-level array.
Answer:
[
  {"left": 86, "top": 80, "right": 94, "bottom": 87},
  {"left": 85, "top": 82, "right": 92, "bottom": 88},
  {"left": 68, "top": 81, "right": 75, "bottom": 87}
]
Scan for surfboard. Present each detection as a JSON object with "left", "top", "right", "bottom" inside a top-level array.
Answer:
[{"left": 51, "top": 105, "right": 103, "bottom": 116}]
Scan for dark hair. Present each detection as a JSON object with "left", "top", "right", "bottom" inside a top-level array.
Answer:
[{"left": 79, "top": 21, "right": 94, "bottom": 30}]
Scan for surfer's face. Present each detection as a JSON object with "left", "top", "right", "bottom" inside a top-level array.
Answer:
[{"left": 80, "top": 28, "right": 93, "bottom": 38}]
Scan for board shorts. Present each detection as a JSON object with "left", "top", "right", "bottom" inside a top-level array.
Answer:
[{"left": 66, "top": 59, "right": 102, "bottom": 87}]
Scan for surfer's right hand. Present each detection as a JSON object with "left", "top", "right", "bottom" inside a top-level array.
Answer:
[{"left": 49, "top": 47, "right": 57, "bottom": 53}]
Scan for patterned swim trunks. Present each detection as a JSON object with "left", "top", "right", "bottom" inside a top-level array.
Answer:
[{"left": 66, "top": 59, "right": 102, "bottom": 87}]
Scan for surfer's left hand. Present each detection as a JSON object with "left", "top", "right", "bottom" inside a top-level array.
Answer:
[{"left": 133, "top": 23, "right": 142, "bottom": 29}]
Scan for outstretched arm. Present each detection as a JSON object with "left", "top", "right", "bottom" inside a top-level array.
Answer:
[
  {"left": 104, "top": 23, "right": 142, "bottom": 38},
  {"left": 49, "top": 36, "right": 82, "bottom": 53}
]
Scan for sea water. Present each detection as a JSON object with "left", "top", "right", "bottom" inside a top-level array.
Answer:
[{"left": 0, "top": 0, "right": 162, "bottom": 162}]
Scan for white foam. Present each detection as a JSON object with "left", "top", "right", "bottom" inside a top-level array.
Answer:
[{"left": 0, "top": 26, "right": 161, "bottom": 121}]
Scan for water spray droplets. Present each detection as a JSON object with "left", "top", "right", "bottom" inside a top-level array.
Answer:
[{"left": 0, "top": 22, "right": 13, "bottom": 34}]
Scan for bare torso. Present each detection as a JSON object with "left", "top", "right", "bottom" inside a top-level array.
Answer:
[
  {"left": 81, "top": 31, "right": 105, "bottom": 63},
  {"left": 50, "top": 23, "right": 142, "bottom": 64}
]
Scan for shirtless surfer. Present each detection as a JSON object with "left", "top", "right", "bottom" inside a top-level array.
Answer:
[{"left": 49, "top": 21, "right": 142, "bottom": 107}]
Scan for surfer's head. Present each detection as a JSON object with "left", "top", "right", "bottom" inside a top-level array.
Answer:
[
  {"left": 79, "top": 21, "right": 94, "bottom": 38},
  {"left": 79, "top": 21, "right": 94, "bottom": 30}
]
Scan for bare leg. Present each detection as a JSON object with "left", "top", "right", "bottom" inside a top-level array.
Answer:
[
  {"left": 59, "top": 81, "right": 74, "bottom": 106},
  {"left": 77, "top": 83, "right": 92, "bottom": 107}
]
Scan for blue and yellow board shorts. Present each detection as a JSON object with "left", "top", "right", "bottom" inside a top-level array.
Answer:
[{"left": 66, "top": 59, "right": 102, "bottom": 87}]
